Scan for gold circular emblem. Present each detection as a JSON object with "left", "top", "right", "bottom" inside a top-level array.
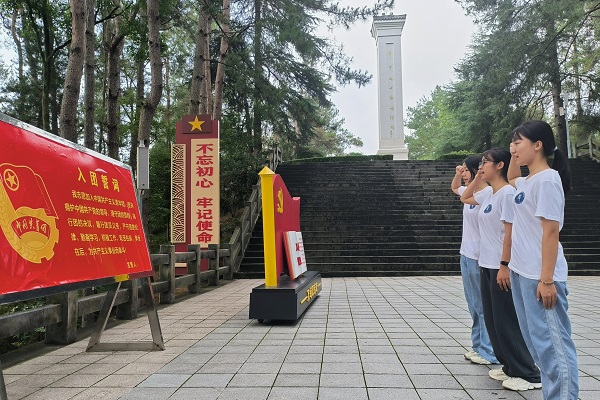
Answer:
[{"left": 0, "top": 166, "right": 59, "bottom": 263}]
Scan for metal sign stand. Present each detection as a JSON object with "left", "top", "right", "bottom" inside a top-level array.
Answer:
[
  {"left": 87, "top": 276, "right": 164, "bottom": 352},
  {"left": 0, "top": 357, "right": 7, "bottom": 400}
]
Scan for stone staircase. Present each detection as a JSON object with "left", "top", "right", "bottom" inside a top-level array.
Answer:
[
  {"left": 236, "top": 159, "right": 600, "bottom": 277},
  {"left": 562, "top": 158, "right": 600, "bottom": 274}
]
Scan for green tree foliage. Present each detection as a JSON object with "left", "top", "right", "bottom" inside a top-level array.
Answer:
[
  {"left": 407, "top": 1, "right": 600, "bottom": 156},
  {"left": 0, "top": 0, "right": 393, "bottom": 247},
  {"left": 0, "top": 0, "right": 70, "bottom": 131},
  {"left": 405, "top": 86, "right": 465, "bottom": 160}
]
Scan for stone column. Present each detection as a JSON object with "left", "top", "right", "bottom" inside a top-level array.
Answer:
[{"left": 371, "top": 14, "right": 408, "bottom": 160}]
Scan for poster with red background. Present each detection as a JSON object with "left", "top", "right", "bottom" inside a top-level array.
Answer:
[{"left": 0, "top": 115, "right": 152, "bottom": 298}]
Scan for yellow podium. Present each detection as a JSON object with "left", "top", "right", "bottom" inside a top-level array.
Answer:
[{"left": 248, "top": 167, "right": 321, "bottom": 322}]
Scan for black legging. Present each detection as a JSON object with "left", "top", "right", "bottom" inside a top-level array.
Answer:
[{"left": 480, "top": 267, "right": 541, "bottom": 382}]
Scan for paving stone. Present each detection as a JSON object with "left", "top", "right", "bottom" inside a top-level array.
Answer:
[
  {"left": 361, "top": 362, "right": 406, "bottom": 375},
  {"left": 319, "top": 373, "right": 365, "bottom": 388},
  {"left": 118, "top": 387, "right": 177, "bottom": 400},
  {"left": 197, "top": 363, "right": 243, "bottom": 374},
  {"left": 227, "top": 373, "right": 276, "bottom": 387},
  {"left": 273, "top": 373, "right": 320, "bottom": 387},
  {"left": 404, "top": 363, "right": 450, "bottom": 375},
  {"left": 267, "top": 387, "right": 318, "bottom": 400},
  {"left": 50, "top": 373, "right": 108, "bottom": 388},
  {"left": 367, "top": 387, "right": 420, "bottom": 400},
  {"left": 364, "top": 373, "right": 413, "bottom": 388},
  {"left": 19, "top": 387, "right": 85, "bottom": 400},
  {"left": 317, "top": 387, "right": 368, "bottom": 400},
  {"left": 216, "top": 387, "right": 271, "bottom": 400},
  {"left": 93, "top": 374, "right": 148, "bottom": 388},
  {"left": 70, "top": 387, "right": 132, "bottom": 400},
  {"left": 183, "top": 373, "right": 235, "bottom": 388},
  {"left": 410, "top": 374, "right": 462, "bottom": 389},
  {"left": 5, "top": 277, "right": 599, "bottom": 400}
]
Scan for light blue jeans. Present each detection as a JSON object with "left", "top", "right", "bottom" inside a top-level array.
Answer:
[
  {"left": 511, "top": 271, "right": 579, "bottom": 400},
  {"left": 460, "top": 255, "right": 497, "bottom": 363}
]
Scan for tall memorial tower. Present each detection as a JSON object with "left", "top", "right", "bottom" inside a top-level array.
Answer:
[{"left": 371, "top": 14, "right": 408, "bottom": 160}]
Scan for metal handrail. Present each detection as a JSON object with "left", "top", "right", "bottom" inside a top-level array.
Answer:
[{"left": 227, "top": 145, "right": 282, "bottom": 274}]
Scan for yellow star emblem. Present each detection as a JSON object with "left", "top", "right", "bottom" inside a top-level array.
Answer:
[
  {"left": 4, "top": 169, "right": 19, "bottom": 191},
  {"left": 189, "top": 116, "right": 205, "bottom": 132}
]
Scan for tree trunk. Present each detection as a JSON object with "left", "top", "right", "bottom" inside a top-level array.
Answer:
[
  {"left": 107, "top": 7, "right": 125, "bottom": 159},
  {"left": 572, "top": 42, "right": 584, "bottom": 118},
  {"left": 137, "top": 0, "right": 163, "bottom": 147},
  {"left": 203, "top": 14, "right": 213, "bottom": 115},
  {"left": 84, "top": 0, "right": 96, "bottom": 150},
  {"left": 189, "top": 9, "right": 207, "bottom": 115},
  {"left": 10, "top": 8, "right": 24, "bottom": 83},
  {"left": 252, "top": 0, "right": 263, "bottom": 155},
  {"left": 41, "top": 0, "right": 52, "bottom": 131},
  {"left": 165, "top": 57, "right": 172, "bottom": 145},
  {"left": 10, "top": 7, "right": 25, "bottom": 117},
  {"left": 59, "top": 0, "right": 86, "bottom": 142},
  {"left": 213, "top": 0, "right": 231, "bottom": 120},
  {"left": 547, "top": 29, "right": 567, "bottom": 155},
  {"left": 137, "top": 0, "right": 163, "bottom": 238}
]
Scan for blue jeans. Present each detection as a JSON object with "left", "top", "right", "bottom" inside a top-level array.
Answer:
[
  {"left": 460, "top": 255, "right": 497, "bottom": 363},
  {"left": 511, "top": 271, "right": 579, "bottom": 400}
]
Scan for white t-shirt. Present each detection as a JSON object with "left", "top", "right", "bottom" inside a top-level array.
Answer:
[
  {"left": 509, "top": 169, "right": 568, "bottom": 281},
  {"left": 473, "top": 184, "right": 515, "bottom": 269},
  {"left": 458, "top": 185, "right": 492, "bottom": 260}
]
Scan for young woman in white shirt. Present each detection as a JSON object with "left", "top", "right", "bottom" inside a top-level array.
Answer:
[
  {"left": 461, "top": 148, "right": 541, "bottom": 392},
  {"left": 451, "top": 155, "right": 497, "bottom": 365},
  {"left": 508, "top": 120, "right": 578, "bottom": 400}
]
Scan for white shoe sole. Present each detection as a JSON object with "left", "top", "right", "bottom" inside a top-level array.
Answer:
[{"left": 502, "top": 379, "right": 542, "bottom": 391}]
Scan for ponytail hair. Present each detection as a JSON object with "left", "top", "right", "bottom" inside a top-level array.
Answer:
[{"left": 511, "top": 120, "right": 571, "bottom": 194}]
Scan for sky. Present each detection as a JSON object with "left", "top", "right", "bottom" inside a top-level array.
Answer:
[{"left": 327, "top": 1, "right": 477, "bottom": 155}]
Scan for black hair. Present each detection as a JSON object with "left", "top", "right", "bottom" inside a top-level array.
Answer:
[
  {"left": 463, "top": 155, "right": 480, "bottom": 182},
  {"left": 482, "top": 147, "right": 511, "bottom": 182},
  {"left": 511, "top": 120, "right": 571, "bottom": 194}
]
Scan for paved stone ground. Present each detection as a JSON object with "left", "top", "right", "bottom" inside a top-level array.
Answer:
[{"left": 2, "top": 276, "right": 599, "bottom": 399}]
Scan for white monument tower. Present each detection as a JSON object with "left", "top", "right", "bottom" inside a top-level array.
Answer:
[{"left": 371, "top": 14, "right": 408, "bottom": 160}]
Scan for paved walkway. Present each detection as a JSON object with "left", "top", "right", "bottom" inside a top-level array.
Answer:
[{"left": 2, "top": 276, "right": 599, "bottom": 400}]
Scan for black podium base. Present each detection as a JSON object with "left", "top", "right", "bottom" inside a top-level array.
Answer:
[{"left": 249, "top": 270, "right": 321, "bottom": 322}]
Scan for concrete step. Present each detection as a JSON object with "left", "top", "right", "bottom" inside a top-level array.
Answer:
[{"left": 238, "top": 159, "right": 600, "bottom": 277}]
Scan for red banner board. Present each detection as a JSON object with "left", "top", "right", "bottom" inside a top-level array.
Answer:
[{"left": 0, "top": 115, "right": 152, "bottom": 297}]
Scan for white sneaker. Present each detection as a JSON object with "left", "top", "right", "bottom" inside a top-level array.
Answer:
[
  {"left": 502, "top": 377, "right": 542, "bottom": 391},
  {"left": 464, "top": 350, "right": 478, "bottom": 360},
  {"left": 488, "top": 368, "right": 509, "bottom": 381},
  {"left": 469, "top": 355, "right": 491, "bottom": 365}
]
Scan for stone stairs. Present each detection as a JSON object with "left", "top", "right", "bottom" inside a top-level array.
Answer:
[{"left": 236, "top": 159, "right": 600, "bottom": 277}]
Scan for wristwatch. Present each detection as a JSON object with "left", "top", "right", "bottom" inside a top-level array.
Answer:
[{"left": 500, "top": 261, "right": 509, "bottom": 266}]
